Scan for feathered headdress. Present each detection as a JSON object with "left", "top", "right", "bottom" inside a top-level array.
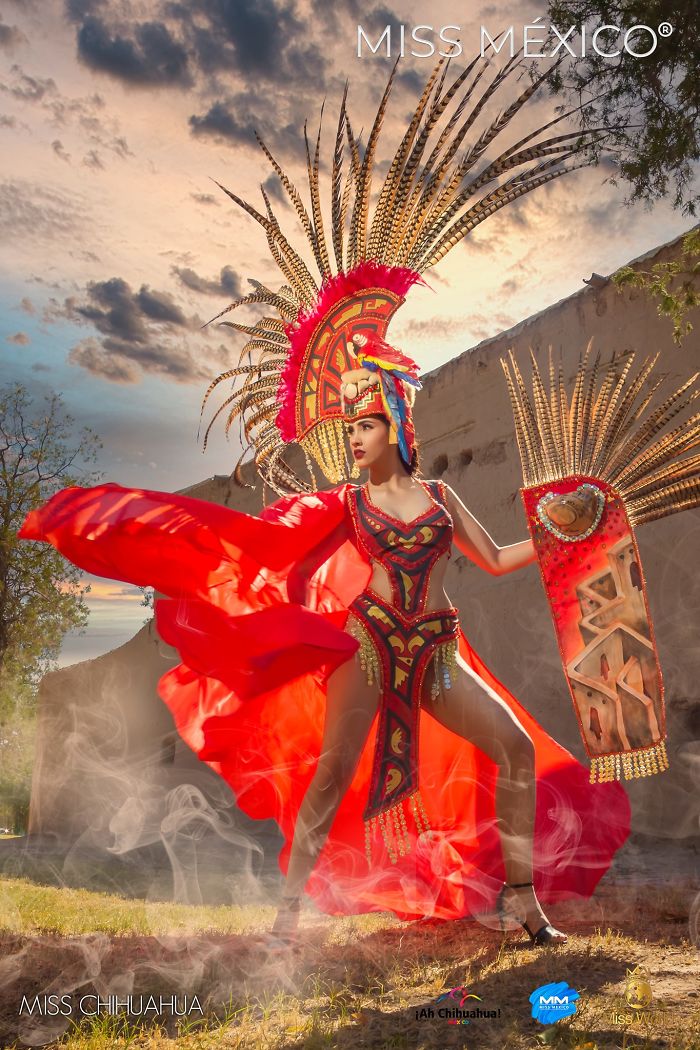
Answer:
[{"left": 200, "top": 45, "right": 601, "bottom": 495}]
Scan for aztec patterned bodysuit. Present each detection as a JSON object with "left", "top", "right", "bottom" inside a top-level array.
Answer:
[{"left": 345, "top": 479, "right": 460, "bottom": 865}]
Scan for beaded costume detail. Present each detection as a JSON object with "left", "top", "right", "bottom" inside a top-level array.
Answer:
[{"left": 345, "top": 479, "right": 460, "bottom": 865}]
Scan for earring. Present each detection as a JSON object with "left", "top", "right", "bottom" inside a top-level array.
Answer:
[{"left": 351, "top": 460, "right": 360, "bottom": 478}]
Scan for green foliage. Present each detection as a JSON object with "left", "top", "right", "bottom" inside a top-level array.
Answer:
[
  {"left": 0, "top": 384, "right": 103, "bottom": 698},
  {"left": 545, "top": 0, "right": 699, "bottom": 214},
  {"left": 0, "top": 703, "right": 35, "bottom": 833},
  {"left": 612, "top": 228, "right": 700, "bottom": 342}
]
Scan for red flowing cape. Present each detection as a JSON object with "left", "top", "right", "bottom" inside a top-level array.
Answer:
[{"left": 19, "top": 482, "right": 631, "bottom": 922}]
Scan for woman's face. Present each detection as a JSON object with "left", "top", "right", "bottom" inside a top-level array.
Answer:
[{"left": 346, "top": 415, "right": 391, "bottom": 470}]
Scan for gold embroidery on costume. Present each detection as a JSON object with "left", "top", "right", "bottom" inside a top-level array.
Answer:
[{"left": 346, "top": 480, "right": 459, "bottom": 865}]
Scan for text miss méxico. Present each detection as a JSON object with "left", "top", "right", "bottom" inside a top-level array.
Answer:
[{"left": 357, "top": 20, "right": 676, "bottom": 59}]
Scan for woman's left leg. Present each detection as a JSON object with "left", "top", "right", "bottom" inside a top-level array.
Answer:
[{"left": 421, "top": 653, "right": 562, "bottom": 937}]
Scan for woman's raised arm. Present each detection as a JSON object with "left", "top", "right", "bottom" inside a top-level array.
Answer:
[
  {"left": 444, "top": 483, "right": 537, "bottom": 576},
  {"left": 287, "top": 519, "right": 349, "bottom": 604}
]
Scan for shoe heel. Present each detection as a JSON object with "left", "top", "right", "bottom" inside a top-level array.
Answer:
[
  {"left": 500, "top": 881, "right": 568, "bottom": 947},
  {"left": 495, "top": 884, "right": 507, "bottom": 932}
]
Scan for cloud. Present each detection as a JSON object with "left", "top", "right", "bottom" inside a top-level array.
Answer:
[
  {"left": 66, "top": 277, "right": 188, "bottom": 336},
  {"left": 59, "top": 2, "right": 332, "bottom": 164},
  {"left": 75, "top": 15, "right": 192, "bottom": 87},
  {"left": 0, "top": 63, "right": 56, "bottom": 101},
  {"left": 188, "top": 93, "right": 307, "bottom": 161},
  {"left": 52, "top": 139, "right": 70, "bottom": 162},
  {"left": 79, "top": 579, "right": 144, "bottom": 603},
  {"left": 468, "top": 310, "right": 519, "bottom": 342},
  {"left": 0, "top": 179, "right": 89, "bottom": 243},
  {"left": 188, "top": 99, "right": 257, "bottom": 148},
  {"left": 51, "top": 276, "right": 222, "bottom": 385},
  {"left": 68, "top": 338, "right": 141, "bottom": 383},
  {"left": 394, "top": 315, "right": 472, "bottom": 344},
  {"left": 308, "top": 0, "right": 366, "bottom": 31},
  {"left": 64, "top": 105, "right": 134, "bottom": 160},
  {"left": 64, "top": 0, "right": 101, "bottom": 21},
  {"left": 2, "top": 65, "right": 133, "bottom": 161},
  {"left": 176, "top": 0, "right": 307, "bottom": 81},
  {"left": 261, "top": 172, "right": 287, "bottom": 206},
  {"left": 66, "top": 0, "right": 330, "bottom": 97},
  {"left": 172, "top": 264, "right": 242, "bottom": 297},
  {"left": 190, "top": 192, "right": 219, "bottom": 206},
  {"left": 82, "top": 148, "right": 104, "bottom": 169},
  {"left": 107, "top": 134, "right": 131, "bottom": 157},
  {"left": 19, "top": 297, "right": 35, "bottom": 314},
  {"left": 0, "top": 20, "right": 27, "bottom": 51},
  {"left": 6, "top": 331, "right": 30, "bottom": 345}
]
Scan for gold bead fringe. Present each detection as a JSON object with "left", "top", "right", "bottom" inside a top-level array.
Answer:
[
  {"left": 301, "top": 419, "right": 349, "bottom": 485},
  {"left": 346, "top": 616, "right": 381, "bottom": 688},
  {"left": 589, "top": 739, "right": 669, "bottom": 783},
  {"left": 364, "top": 789, "right": 432, "bottom": 866}
]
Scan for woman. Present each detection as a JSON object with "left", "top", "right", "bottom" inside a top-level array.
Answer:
[{"left": 271, "top": 412, "right": 565, "bottom": 946}]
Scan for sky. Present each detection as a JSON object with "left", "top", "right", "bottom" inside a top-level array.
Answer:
[{"left": 1, "top": 0, "right": 695, "bottom": 668}]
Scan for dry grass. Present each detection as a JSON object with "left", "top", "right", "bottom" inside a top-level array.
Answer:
[{"left": 0, "top": 875, "right": 698, "bottom": 1049}]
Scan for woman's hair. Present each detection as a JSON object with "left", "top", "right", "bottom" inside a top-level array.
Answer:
[
  {"left": 365, "top": 413, "right": 421, "bottom": 476},
  {"left": 406, "top": 444, "right": 421, "bottom": 476}
]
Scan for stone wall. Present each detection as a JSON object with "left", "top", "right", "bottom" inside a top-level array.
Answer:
[{"left": 28, "top": 229, "right": 700, "bottom": 853}]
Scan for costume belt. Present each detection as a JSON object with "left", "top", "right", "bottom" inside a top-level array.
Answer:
[{"left": 346, "top": 590, "right": 459, "bottom": 866}]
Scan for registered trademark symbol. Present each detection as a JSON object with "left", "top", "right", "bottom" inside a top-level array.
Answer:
[{"left": 658, "top": 22, "right": 673, "bottom": 36}]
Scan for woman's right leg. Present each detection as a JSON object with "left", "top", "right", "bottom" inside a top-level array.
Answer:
[{"left": 270, "top": 642, "right": 380, "bottom": 936}]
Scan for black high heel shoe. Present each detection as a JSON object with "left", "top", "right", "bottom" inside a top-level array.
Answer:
[{"left": 496, "top": 880, "right": 568, "bottom": 947}]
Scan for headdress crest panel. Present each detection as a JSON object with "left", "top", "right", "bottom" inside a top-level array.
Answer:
[{"left": 276, "top": 263, "right": 423, "bottom": 483}]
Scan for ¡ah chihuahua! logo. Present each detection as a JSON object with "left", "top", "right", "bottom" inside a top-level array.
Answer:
[{"left": 414, "top": 986, "right": 501, "bottom": 1025}]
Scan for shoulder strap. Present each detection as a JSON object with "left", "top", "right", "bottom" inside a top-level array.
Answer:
[{"left": 426, "top": 478, "right": 448, "bottom": 512}]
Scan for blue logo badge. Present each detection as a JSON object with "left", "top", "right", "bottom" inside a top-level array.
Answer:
[{"left": 530, "top": 982, "right": 580, "bottom": 1024}]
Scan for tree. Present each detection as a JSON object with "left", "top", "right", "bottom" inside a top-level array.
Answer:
[
  {"left": 0, "top": 715, "right": 35, "bottom": 833},
  {"left": 0, "top": 384, "right": 103, "bottom": 704},
  {"left": 613, "top": 227, "right": 700, "bottom": 343},
  {"left": 545, "top": 0, "right": 699, "bottom": 214}
]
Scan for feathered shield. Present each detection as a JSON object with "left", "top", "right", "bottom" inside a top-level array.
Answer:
[{"left": 502, "top": 343, "right": 700, "bottom": 782}]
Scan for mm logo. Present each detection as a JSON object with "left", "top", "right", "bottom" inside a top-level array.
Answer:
[{"left": 530, "top": 982, "right": 580, "bottom": 1024}]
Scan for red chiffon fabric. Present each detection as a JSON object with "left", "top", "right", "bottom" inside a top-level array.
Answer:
[{"left": 19, "top": 481, "right": 631, "bottom": 921}]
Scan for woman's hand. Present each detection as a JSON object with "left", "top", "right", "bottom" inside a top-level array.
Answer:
[{"left": 444, "top": 483, "right": 537, "bottom": 576}]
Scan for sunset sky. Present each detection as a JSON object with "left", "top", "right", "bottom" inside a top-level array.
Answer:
[{"left": 1, "top": 0, "right": 694, "bottom": 666}]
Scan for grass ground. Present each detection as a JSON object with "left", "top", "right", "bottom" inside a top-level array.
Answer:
[{"left": 0, "top": 875, "right": 698, "bottom": 1049}]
